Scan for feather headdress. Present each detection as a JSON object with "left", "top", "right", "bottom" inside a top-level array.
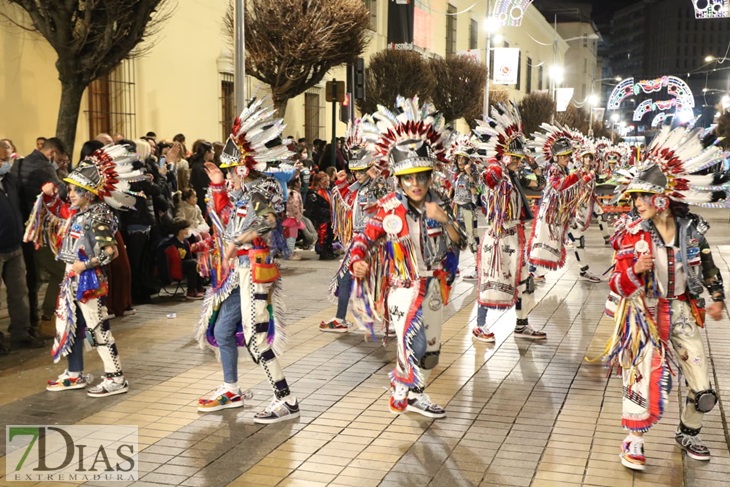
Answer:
[
  {"left": 345, "top": 118, "right": 377, "bottom": 171},
  {"left": 63, "top": 144, "right": 145, "bottom": 210},
  {"left": 624, "top": 126, "right": 730, "bottom": 207},
  {"left": 473, "top": 102, "right": 527, "bottom": 163},
  {"left": 528, "top": 122, "right": 575, "bottom": 167},
  {"left": 220, "top": 97, "right": 293, "bottom": 173},
  {"left": 361, "top": 96, "right": 451, "bottom": 176}
]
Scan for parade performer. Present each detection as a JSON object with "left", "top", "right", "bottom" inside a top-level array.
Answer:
[
  {"left": 321, "top": 120, "right": 381, "bottom": 333},
  {"left": 351, "top": 96, "right": 466, "bottom": 418},
  {"left": 528, "top": 124, "right": 593, "bottom": 276},
  {"left": 471, "top": 103, "right": 546, "bottom": 342},
  {"left": 568, "top": 140, "right": 610, "bottom": 278},
  {"left": 604, "top": 127, "right": 728, "bottom": 470},
  {"left": 195, "top": 99, "right": 300, "bottom": 423},
  {"left": 25, "top": 144, "right": 140, "bottom": 396},
  {"left": 450, "top": 135, "right": 480, "bottom": 279}
]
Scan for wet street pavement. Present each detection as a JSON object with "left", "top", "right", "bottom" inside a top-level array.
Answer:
[{"left": 1, "top": 210, "right": 730, "bottom": 487}]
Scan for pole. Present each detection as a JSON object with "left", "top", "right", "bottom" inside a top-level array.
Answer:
[
  {"left": 483, "top": 0, "right": 491, "bottom": 120},
  {"left": 588, "top": 96, "right": 594, "bottom": 137},
  {"left": 331, "top": 79, "right": 338, "bottom": 169},
  {"left": 234, "top": 0, "right": 246, "bottom": 113},
  {"left": 550, "top": 15, "right": 557, "bottom": 124}
]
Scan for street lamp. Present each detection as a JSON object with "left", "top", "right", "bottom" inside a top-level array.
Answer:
[
  {"left": 722, "top": 95, "right": 730, "bottom": 110},
  {"left": 483, "top": 13, "right": 500, "bottom": 119},
  {"left": 705, "top": 55, "right": 730, "bottom": 62}
]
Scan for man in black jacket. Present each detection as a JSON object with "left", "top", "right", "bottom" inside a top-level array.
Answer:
[
  {"left": 0, "top": 140, "right": 44, "bottom": 351},
  {"left": 11, "top": 137, "right": 68, "bottom": 336}
]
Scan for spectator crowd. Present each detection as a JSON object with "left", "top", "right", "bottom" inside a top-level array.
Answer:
[{"left": 0, "top": 131, "right": 355, "bottom": 353}]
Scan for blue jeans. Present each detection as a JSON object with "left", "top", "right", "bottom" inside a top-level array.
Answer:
[
  {"left": 336, "top": 271, "right": 352, "bottom": 320},
  {"left": 476, "top": 304, "right": 488, "bottom": 329},
  {"left": 67, "top": 308, "right": 87, "bottom": 373},
  {"left": 213, "top": 287, "right": 242, "bottom": 384}
]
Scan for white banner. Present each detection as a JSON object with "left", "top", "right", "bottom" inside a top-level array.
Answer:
[
  {"left": 592, "top": 107, "right": 605, "bottom": 122},
  {"left": 492, "top": 48, "right": 520, "bottom": 85},
  {"left": 555, "top": 87, "right": 574, "bottom": 112}
]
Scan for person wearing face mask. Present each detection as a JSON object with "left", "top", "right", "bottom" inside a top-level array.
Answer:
[
  {"left": 604, "top": 127, "right": 728, "bottom": 471},
  {"left": 12, "top": 137, "right": 69, "bottom": 339},
  {"left": 0, "top": 139, "right": 43, "bottom": 352},
  {"left": 350, "top": 97, "right": 466, "bottom": 418}
]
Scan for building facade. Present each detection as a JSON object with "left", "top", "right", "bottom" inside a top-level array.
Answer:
[{"left": 1, "top": 0, "right": 568, "bottom": 156}]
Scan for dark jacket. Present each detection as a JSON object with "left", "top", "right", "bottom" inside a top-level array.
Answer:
[
  {"left": 11, "top": 150, "right": 67, "bottom": 219},
  {"left": 0, "top": 172, "right": 25, "bottom": 253},
  {"left": 189, "top": 159, "right": 210, "bottom": 215}
]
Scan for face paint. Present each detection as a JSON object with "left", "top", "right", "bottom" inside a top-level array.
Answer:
[{"left": 400, "top": 172, "right": 431, "bottom": 187}]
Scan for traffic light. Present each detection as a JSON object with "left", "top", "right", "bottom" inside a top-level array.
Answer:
[
  {"left": 354, "top": 57, "right": 366, "bottom": 101},
  {"left": 340, "top": 93, "right": 351, "bottom": 123}
]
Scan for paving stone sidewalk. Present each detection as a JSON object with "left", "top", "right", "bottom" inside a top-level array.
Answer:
[{"left": 1, "top": 211, "right": 730, "bottom": 486}]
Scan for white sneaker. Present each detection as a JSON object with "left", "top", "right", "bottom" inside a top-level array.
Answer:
[
  {"left": 580, "top": 270, "right": 602, "bottom": 283},
  {"left": 253, "top": 396, "right": 300, "bottom": 424},
  {"left": 462, "top": 270, "right": 477, "bottom": 280},
  {"left": 87, "top": 377, "right": 129, "bottom": 397},
  {"left": 46, "top": 370, "right": 91, "bottom": 392},
  {"left": 406, "top": 392, "right": 446, "bottom": 419}
]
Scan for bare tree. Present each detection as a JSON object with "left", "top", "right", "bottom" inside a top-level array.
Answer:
[
  {"left": 356, "top": 49, "right": 436, "bottom": 115},
  {"left": 518, "top": 92, "right": 556, "bottom": 135},
  {"left": 556, "top": 103, "right": 591, "bottom": 133},
  {"left": 225, "top": 0, "right": 369, "bottom": 116},
  {"left": 3, "top": 0, "right": 173, "bottom": 155},
  {"left": 429, "top": 56, "right": 486, "bottom": 125}
]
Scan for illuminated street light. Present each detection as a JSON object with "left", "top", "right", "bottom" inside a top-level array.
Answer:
[
  {"left": 482, "top": 12, "right": 501, "bottom": 119},
  {"left": 722, "top": 95, "right": 730, "bottom": 109},
  {"left": 549, "top": 65, "right": 564, "bottom": 84},
  {"left": 610, "top": 113, "right": 619, "bottom": 123}
]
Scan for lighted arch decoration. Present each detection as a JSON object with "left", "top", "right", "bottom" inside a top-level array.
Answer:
[
  {"left": 608, "top": 75, "right": 695, "bottom": 112},
  {"left": 492, "top": 0, "right": 533, "bottom": 26},
  {"left": 692, "top": 0, "right": 729, "bottom": 18},
  {"left": 632, "top": 99, "right": 685, "bottom": 121},
  {"left": 607, "top": 78, "right": 636, "bottom": 110},
  {"left": 651, "top": 112, "right": 670, "bottom": 128}
]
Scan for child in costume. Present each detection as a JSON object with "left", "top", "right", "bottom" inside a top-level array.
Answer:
[
  {"left": 350, "top": 96, "right": 466, "bottom": 418},
  {"left": 527, "top": 125, "right": 594, "bottom": 278},
  {"left": 321, "top": 120, "right": 382, "bottom": 333},
  {"left": 195, "top": 99, "right": 300, "bottom": 423},
  {"left": 450, "top": 135, "right": 479, "bottom": 279},
  {"left": 566, "top": 137, "right": 607, "bottom": 282},
  {"left": 25, "top": 144, "right": 141, "bottom": 397},
  {"left": 605, "top": 127, "right": 727, "bottom": 471},
  {"left": 471, "top": 103, "right": 546, "bottom": 342}
]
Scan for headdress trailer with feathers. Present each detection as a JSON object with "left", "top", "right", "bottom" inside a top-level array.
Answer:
[
  {"left": 361, "top": 96, "right": 451, "bottom": 176},
  {"left": 448, "top": 133, "right": 478, "bottom": 160},
  {"left": 529, "top": 122, "right": 575, "bottom": 166},
  {"left": 63, "top": 144, "right": 145, "bottom": 210},
  {"left": 345, "top": 119, "right": 377, "bottom": 171},
  {"left": 473, "top": 102, "right": 527, "bottom": 163},
  {"left": 220, "top": 97, "right": 292, "bottom": 174},
  {"left": 623, "top": 126, "right": 730, "bottom": 208}
]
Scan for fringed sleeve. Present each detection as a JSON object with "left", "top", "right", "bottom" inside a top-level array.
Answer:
[
  {"left": 23, "top": 193, "right": 72, "bottom": 256},
  {"left": 331, "top": 182, "right": 354, "bottom": 245}
]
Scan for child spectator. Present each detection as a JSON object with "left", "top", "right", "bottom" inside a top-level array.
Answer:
[{"left": 170, "top": 218, "right": 205, "bottom": 299}]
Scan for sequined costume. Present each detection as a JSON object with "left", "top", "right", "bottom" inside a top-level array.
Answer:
[{"left": 194, "top": 98, "right": 299, "bottom": 422}]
